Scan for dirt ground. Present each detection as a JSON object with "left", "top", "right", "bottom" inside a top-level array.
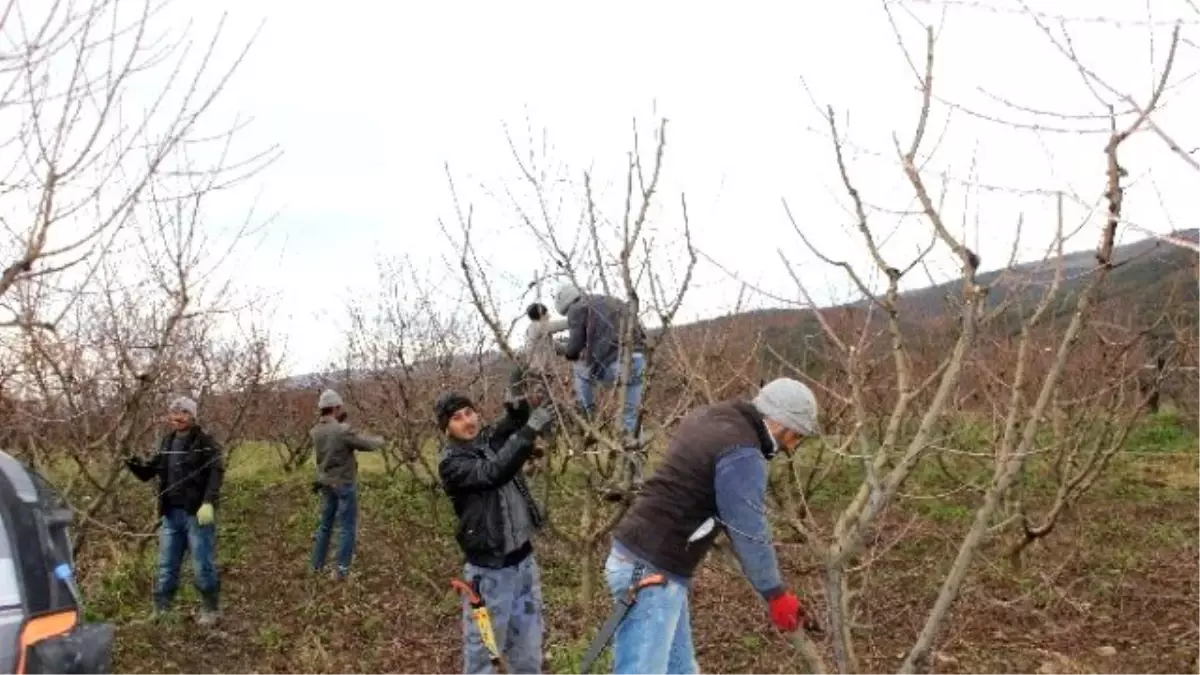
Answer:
[{"left": 83, "top": 448, "right": 1198, "bottom": 674}]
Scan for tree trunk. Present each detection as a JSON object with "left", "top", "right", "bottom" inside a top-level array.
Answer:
[{"left": 578, "top": 496, "right": 596, "bottom": 608}]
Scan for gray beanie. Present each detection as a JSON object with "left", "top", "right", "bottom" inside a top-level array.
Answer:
[
  {"left": 168, "top": 396, "right": 198, "bottom": 417},
  {"left": 318, "top": 389, "right": 344, "bottom": 409},
  {"left": 554, "top": 283, "right": 583, "bottom": 315},
  {"left": 752, "top": 378, "right": 820, "bottom": 436}
]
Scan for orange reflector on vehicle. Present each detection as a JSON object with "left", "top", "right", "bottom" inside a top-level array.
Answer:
[{"left": 16, "top": 609, "right": 78, "bottom": 673}]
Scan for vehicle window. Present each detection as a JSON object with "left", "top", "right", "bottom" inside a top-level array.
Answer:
[
  {"left": 0, "top": 454, "right": 34, "bottom": 503},
  {"left": 0, "top": 511, "right": 19, "bottom": 610}
]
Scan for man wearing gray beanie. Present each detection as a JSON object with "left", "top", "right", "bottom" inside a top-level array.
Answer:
[
  {"left": 553, "top": 281, "right": 647, "bottom": 440},
  {"left": 125, "top": 395, "right": 225, "bottom": 626},
  {"left": 592, "top": 377, "right": 820, "bottom": 673},
  {"left": 310, "top": 388, "right": 385, "bottom": 581}
]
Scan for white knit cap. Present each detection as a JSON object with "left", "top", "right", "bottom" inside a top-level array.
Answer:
[
  {"left": 752, "top": 378, "right": 820, "bottom": 436},
  {"left": 168, "top": 396, "right": 198, "bottom": 417},
  {"left": 554, "top": 283, "right": 583, "bottom": 315},
  {"left": 318, "top": 389, "right": 344, "bottom": 409}
]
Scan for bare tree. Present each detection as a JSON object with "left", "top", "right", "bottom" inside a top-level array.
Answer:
[
  {"left": 443, "top": 117, "right": 700, "bottom": 604},
  {"left": 0, "top": 0, "right": 279, "bottom": 322},
  {"left": 0, "top": 0, "right": 278, "bottom": 555},
  {"left": 745, "top": 8, "right": 1192, "bottom": 671},
  {"left": 4, "top": 148, "right": 275, "bottom": 554},
  {"left": 254, "top": 385, "right": 316, "bottom": 472},
  {"left": 341, "top": 257, "right": 488, "bottom": 489}
]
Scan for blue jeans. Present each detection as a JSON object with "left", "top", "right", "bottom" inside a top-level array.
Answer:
[
  {"left": 573, "top": 352, "right": 645, "bottom": 435},
  {"left": 462, "top": 555, "right": 544, "bottom": 674},
  {"left": 155, "top": 507, "right": 219, "bottom": 609},
  {"left": 311, "top": 483, "right": 358, "bottom": 575},
  {"left": 604, "top": 547, "right": 697, "bottom": 674}
]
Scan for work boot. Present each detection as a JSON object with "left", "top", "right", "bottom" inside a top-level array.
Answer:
[
  {"left": 150, "top": 594, "right": 174, "bottom": 622},
  {"left": 197, "top": 591, "right": 220, "bottom": 627}
]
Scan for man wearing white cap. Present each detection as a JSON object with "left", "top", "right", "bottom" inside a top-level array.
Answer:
[
  {"left": 309, "top": 388, "right": 385, "bottom": 580},
  {"left": 595, "top": 378, "right": 821, "bottom": 673}
]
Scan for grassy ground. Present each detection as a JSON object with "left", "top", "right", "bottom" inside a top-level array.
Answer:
[{"left": 77, "top": 412, "right": 1198, "bottom": 673}]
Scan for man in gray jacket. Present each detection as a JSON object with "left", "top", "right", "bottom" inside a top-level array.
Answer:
[
  {"left": 554, "top": 283, "right": 647, "bottom": 440},
  {"left": 309, "top": 389, "right": 385, "bottom": 580}
]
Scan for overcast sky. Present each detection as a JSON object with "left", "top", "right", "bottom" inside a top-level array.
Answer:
[{"left": 166, "top": 0, "right": 1199, "bottom": 376}]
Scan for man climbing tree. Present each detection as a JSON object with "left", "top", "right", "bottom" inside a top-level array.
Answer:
[
  {"left": 588, "top": 378, "right": 821, "bottom": 673},
  {"left": 436, "top": 391, "right": 555, "bottom": 674},
  {"left": 125, "top": 396, "right": 225, "bottom": 626},
  {"left": 507, "top": 301, "right": 569, "bottom": 473},
  {"left": 309, "top": 388, "right": 385, "bottom": 581},
  {"left": 554, "top": 283, "right": 646, "bottom": 437},
  {"left": 508, "top": 301, "right": 568, "bottom": 408},
  {"left": 553, "top": 282, "right": 647, "bottom": 491}
]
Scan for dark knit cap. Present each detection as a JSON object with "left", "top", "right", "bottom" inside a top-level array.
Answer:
[{"left": 435, "top": 392, "right": 475, "bottom": 431}]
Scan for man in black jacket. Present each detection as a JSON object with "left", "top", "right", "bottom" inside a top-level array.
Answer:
[
  {"left": 125, "top": 396, "right": 225, "bottom": 626},
  {"left": 436, "top": 392, "right": 554, "bottom": 674}
]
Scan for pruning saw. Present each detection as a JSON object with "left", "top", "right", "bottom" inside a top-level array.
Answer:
[{"left": 451, "top": 576, "right": 507, "bottom": 673}]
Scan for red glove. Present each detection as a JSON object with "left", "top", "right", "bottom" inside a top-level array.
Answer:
[{"left": 768, "top": 591, "right": 804, "bottom": 632}]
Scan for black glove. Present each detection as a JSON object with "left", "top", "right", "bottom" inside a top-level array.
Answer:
[
  {"left": 124, "top": 457, "right": 143, "bottom": 472},
  {"left": 504, "top": 398, "right": 532, "bottom": 424},
  {"left": 525, "top": 406, "right": 555, "bottom": 435}
]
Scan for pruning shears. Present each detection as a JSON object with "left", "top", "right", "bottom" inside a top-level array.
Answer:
[{"left": 451, "top": 576, "right": 507, "bottom": 673}]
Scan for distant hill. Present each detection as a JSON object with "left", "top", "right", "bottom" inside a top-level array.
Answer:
[
  {"left": 887, "top": 228, "right": 1198, "bottom": 325},
  {"left": 687, "top": 228, "right": 1198, "bottom": 344},
  {"left": 277, "top": 230, "right": 1198, "bottom": 389}
]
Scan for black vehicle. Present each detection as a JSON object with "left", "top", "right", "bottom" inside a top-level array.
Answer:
[{"left": 0, "top": 450, "right": 113, "bottom": 673}]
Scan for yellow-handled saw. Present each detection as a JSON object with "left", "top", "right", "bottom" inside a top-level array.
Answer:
[{"left": 451, "top": 576, "right": 507, "bottom": 672}]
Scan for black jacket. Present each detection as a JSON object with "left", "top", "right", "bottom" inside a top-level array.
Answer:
[
  {"left": 438, "top": 402, "right": 544, "bottom": 568},
  {"left": 561, "top": 293, "right": 647, "bottom": 370},
  {"left": 127, "top": 426, "right": 225, "bottom": 517}
]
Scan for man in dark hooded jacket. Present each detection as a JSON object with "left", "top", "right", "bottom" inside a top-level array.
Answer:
[{"left": 437, "top": 392, "right": 555, "bottom": 674}]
